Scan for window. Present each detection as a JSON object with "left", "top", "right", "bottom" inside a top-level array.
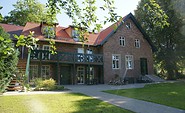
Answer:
[
  {"left": 72, "top": 30, "right": 79, "bottom": 38},
  {"left": 34, "top": 44, "right": 40, "bottom": 50},
  {"left": 43, "top": 26, "right": 55, "bottom": 38},
  {"left": 125, "top": 55, "right": 134, "bottom": 69},
  {"left": 86, "top": 49, "right": 92, "bottom": 54},
  {"left": 135, "top": 39, "right": 140, "bottom": 48},
  {"left": 42, "top": 45, "right": 50, "bottom": 60},
  {"left": 112, "top": 54, "right": 121, "bottom": 69},
  {"left": 119, "top": 36, "right": 125, "bottom": 46},
  {"left": 126, "top": 22, "right": 131, "bottom": 29},
  {"left": 77, "top": 48, "right": 84, "bottom": 62},
  {"left": 43, "top": 45, "right": 50, "bottom": 50},
  {"left": 86, "top": 49, "right": 93, "bottom": 62},
  {"left": 29, "top": 65, "right": 38, "bottom": 80},
  {"left": 31, "top": 44, "right": 40, "bottom": 59},
  {"left": 41, "top": 65, "right": 50, "bottom": 79}
]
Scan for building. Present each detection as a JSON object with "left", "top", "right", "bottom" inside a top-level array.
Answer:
[{"left": 0, "top": 13, "right": 155, "bottom": 85}]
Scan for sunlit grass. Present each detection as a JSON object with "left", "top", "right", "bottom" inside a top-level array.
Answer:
[
  {"left": 104, "top": 81, "right": 185, "bottom": 110},
  {"left": 0, "top": 93, "right": 133, "bottom": 113}
]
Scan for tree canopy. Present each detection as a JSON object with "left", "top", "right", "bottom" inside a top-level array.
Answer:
[
  {"left": 2, "top": 0, "right": 56, "bottom": 26},
  {"left": 0, "top": 6, "right": 3, "bottom": 22},
  {"left": 135, "top": 0, "right": 185, "bottom": 79},
  {"left": 0, "top": 27, "right": 19, "bottom": 93},
  {"left": 46, "top": 0, "right": 119, "bottom": 42}
]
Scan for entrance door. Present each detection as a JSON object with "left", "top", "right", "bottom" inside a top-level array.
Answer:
[
  {"left": 60, "top": 66, "right": 71, "bottom": 85},
  {"left": 77, "top": 66, "right": 85, "bottom": 84},
  {"left": 140, "top": 58, "right": 148, "bottom": 75}
]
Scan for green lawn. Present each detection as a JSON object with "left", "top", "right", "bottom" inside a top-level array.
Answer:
[
  {"left": 0, "top": 93, "right": 133, "bottom": 113},
  {"left": 104, "top": 81, "right": 185, "bottom": 110}
]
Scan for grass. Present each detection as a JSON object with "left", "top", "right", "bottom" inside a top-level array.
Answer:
[
  {"left": 104, "top": 81, "right": 185, "bottom": 110},
  {"left": 0, "top": 93, "right": 133, "bottom": 113}
]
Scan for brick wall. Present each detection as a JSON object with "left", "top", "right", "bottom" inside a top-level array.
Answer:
[{"left": 103, "top": 18, "right": 154, "bottom": 83}]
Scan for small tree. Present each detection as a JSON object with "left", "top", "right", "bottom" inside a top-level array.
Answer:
[
  {"left": 0, "top": 27, "right": 19, "bottom": 93},
  {"left": 14, "top": 31, "right": 39, "bottom": 83}
]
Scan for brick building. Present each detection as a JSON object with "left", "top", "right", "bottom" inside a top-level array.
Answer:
[{"left": 0, "top": 13, "right": 155, "bottom": 85}]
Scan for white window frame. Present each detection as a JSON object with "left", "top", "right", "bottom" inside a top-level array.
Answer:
[
  {"left": 112, "top": 54, "right": 121, "bottom": 69},
  {"left": 41, "top": 65, "right": 50, "bottom": 79},
  {"left": 135, "top": 39, "right": 140, "bottom": 48},
  {"left": 86, "top": 49, "right": 93, "bottom": 62},
  {"left": 119, "top": 36, "right": 125, "bottom": 46},
  {"left": 34, "top": 44, "right": 40, "bottom": 50},
  {"left": 126, "top": 22, "right": 131, "bottom": 29},
  {"left": 86, "top": 49, "right": 93, "bottom": 54},
  {"left": 77, "top": 66, "right": 85, "bottom": 84},
  {"left": 29, "top": 65, "right": 38, "bottom": 80},
  {"left": 42, "top": 45, "right": 50, "bottom": 59},
  {"left": 77, "top": 48, "right": 84, "bottom": 62},
  {"left": 72, "top": 30, "right": 79, "bottom": 38},
  {"left": 125, "top": 55, "right": 134, "bottom": 69}
]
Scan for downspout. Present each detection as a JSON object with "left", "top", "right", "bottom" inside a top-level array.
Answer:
[
  {"left": 22, "top": 46, "right": 24, "bottom": 59},
  {"left": 25, "top": 50, "right": 31, "bottom": 83}
]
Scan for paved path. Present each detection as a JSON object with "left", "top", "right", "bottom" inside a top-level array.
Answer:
[
  {"left": 3, "top": 84, "right": 185, "bottom": 113},
  {"left": 64, "top": 84, "right": 185, "bottom": 113}
]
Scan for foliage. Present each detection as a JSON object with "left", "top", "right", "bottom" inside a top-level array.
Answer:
[
  {"left": 105, "top": 82, "right": 185, "bottom": 110},
  {"left": 16, "top": 73, "right": 30, "bottom": 91},
  {"left": 42, "top": 26, "right": 57, "bottom": 54},
  {"left": 14, "top": 31, "right": 39, "bottom": 83},
  {"left": 0, "top": 6, "right": 3, "bottom": 22},
  {"left": 2, "top": 0, "right": 56, "bottom": 26},
  {"left": 0, "top": 27, "right": 19, "bottom": 93},
  {"left": 135, "top": 0, "right": 185, "bottom": 79},
  {"left": 48, "top": 39, "right": 57, "bottom": 54},
  {"left": 34, "top": 78, "right": 56, "bottom": 91},
  {"left": 0, "top": 93, "right": 133, "bottom": 113},
  {"left": 47, "top": 0, "right": 120, "bottom": 43},
  {"left": 43, "top": 26, "right": 55, "bottom": 38},
  {"left": 14, "top": 31, "right": 39, "bottom": 53}
]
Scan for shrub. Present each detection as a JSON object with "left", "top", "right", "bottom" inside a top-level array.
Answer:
[
  {"left": 33, "top": 78, "right": 43, "bottom": 88},
  {"left": 34, "top": 78, "right": 56, "bottom": 91},
  {"left": 42, "top": 78, "right": 56, "bottom": 90}
]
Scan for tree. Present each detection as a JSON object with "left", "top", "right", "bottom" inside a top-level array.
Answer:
[
  {"left": 2, "top": 0, "right": 56, "bottom": 26},
  {"left": 14, "top": 31, "right": 39, "bottom": 83},
  {"left": 0, "top": 6, "right": 3, "bottom": 22},
  {"left": 0, "top": 27, "right": 19, "bottom": 93},
  {"left": 46, "top": 0, "right": 119, "bottom": 42},
  {"left": 135, "top": 0, "right": 185, "bottom": 79}
]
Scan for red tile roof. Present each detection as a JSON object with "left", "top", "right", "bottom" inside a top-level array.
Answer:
[
  {"left": 0, "top": 23, "right": 24, "bottom": 39},
  {"left": 0, "top": 13, "right": 156, "bottom": 51}
]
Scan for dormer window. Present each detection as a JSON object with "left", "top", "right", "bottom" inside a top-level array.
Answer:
[
  {"left": 126, "top": 22, "right": 131, "bottom": 29},
  {"left": 72, "top": 30, "right": 79, "bottom": 38},
  {"left": 43, "top": 26, "right": 55, "bottom": 38},
  {"left": 72, "top": 30, "right": 80, "bottom": 42}
]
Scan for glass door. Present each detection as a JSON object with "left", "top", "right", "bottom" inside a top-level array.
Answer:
[
  {"left": 77, "top": 66, "right": 85, "bottom": 84},
  {"left": 87, "top": 67, "right": 94, "bottom": 84}
]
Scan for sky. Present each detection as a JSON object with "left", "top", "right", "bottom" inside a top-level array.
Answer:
[{"left": 0, "top": 0, "right": 140, "bottom": 28}]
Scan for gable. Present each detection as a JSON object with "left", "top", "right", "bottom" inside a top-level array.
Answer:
[{"left": 96, "top": 13, "right": 156, "bottom": 52}]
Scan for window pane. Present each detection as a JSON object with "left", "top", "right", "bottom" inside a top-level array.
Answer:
[
  {"left": 126, "top": 55, "right": 133, "bottom": 69},
  {"left": 112, "top": 54, "right": 120, "bottom": 69}
]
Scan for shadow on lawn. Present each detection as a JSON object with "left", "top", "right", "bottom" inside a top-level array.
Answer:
[{"left": 71, "top": 93, "right": 132, "bottom": 113}]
